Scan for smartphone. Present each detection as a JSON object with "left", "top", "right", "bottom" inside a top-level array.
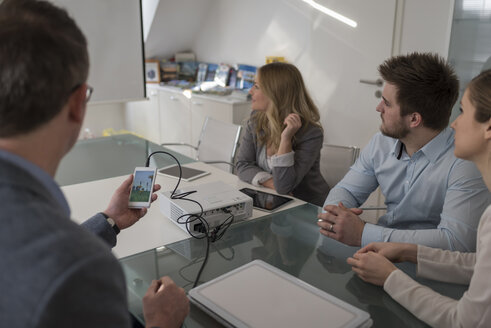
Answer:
[
  {"left": 239, "top": 188, "right": 293, "bottom": 212},
  {"left": 128, "top": 167, "right": 157, "bottom": 208}
]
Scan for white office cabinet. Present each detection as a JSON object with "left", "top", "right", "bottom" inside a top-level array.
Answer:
[
  {"left": 190, "top": 95, "right": 251, "bottom": 145},
  {"left": 125, "top": 87, "right": 161, "bottom": 144},
  {"left": 125, "top": 85, "right": 251, "bottom": 159}
]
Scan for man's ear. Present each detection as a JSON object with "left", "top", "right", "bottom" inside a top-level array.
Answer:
[
  {"left": 67, "top": 86, "right": 86, "bottom": 124},
  {"left": 408, "top": 112, "right": 422, "bottom": 128}
]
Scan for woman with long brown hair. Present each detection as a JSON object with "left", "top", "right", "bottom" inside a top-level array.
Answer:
[{"left": 236, "top": 62, "right": 329, "bottom": 206}]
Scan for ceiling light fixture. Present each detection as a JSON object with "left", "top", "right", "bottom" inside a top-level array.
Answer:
[{"left": 302, "top": 0, "right": 358, "bottom": 28}]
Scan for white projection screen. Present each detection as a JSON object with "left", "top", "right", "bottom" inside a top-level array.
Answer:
[{"left": 51, "top": 0, "right": 146, "bottom": 103}]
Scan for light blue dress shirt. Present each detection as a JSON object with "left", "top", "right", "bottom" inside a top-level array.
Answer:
[{"left": 324, "top": 128, "right": 491, "bottom": 251}]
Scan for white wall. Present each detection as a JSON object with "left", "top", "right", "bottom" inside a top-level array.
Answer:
[
  {"left": 143, "top": 0, "right": 454, "bottom": 147},
  {"left": 200, "top": 0, "right": 394, "bottom": 148},
  {"left": 144, "top": 0, "right": 213, "bottom": 59},
  {"left": 142, "top": 0, "right": 160, "bottom": 42},
  {"left": 85, "top": 0, "right": 455, "bottom": 141},
  {"left": 398, "top": 0, "right": 454, "bottom": 57}
]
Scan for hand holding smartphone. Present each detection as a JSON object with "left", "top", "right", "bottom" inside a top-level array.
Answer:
[{"left": 128, "top": 167, "right": 157, "bottom": 208}]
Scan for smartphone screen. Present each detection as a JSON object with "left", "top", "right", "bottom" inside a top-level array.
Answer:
[{"left": 129, "top": 167, "right": 157, "bottom": 208}]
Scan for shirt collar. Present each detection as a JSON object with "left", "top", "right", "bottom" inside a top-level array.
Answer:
[
  {"left": 0, "top": 149, "right": 71, "bottom": 217},
  {"left": 390, "top": 127, "right": 453, "bottom": 163},
  {"left": 391, "top": 138, "right": 404, "bottom": 159},
  {"left": 418, "top": 127, "right": 454, "bottom": 163}
]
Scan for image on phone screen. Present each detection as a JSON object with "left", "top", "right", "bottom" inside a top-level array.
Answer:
[{"left": 129, "top": 167, "right": 156, "bottom": 208}]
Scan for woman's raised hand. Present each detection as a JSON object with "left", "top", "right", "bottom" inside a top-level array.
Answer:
[{"left": 281, "top": 113, "right": 302, "bottom": 141}]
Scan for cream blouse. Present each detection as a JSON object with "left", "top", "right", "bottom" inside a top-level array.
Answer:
[{"left": 384, "top": 205, "right": 491, "bottom": 327}]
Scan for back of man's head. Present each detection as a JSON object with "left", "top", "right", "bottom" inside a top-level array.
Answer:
[
  {"left": 378, "top": 52, "right": 459, "bottom": 131},
  {"left": 0, "top": 0, "right": 89, "bottom": 137}
]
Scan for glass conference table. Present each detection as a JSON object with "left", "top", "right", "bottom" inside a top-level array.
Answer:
[
  {"left": 60, "top": 135, "right": 467, "bottom": 328},
  {"left": 56, "top": 134, "right": 193, "bottom": 186}
]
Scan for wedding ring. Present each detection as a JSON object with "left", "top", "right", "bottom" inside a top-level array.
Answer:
[{"left": 329, "top": 224, "right": 334, "bottom": 232}]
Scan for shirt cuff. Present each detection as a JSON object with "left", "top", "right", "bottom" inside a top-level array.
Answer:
[
  {"left": 271, "top": 151, "right": 295, "bottom": 167},
  {"left": 252, "top": 171, "right": 273, "bottom": 186},
  {"left": 81, "top": 213, "right": 117, "bottom": 248},
  {"left": 361, "top": 223, "right": 384, "bottom": 247}
]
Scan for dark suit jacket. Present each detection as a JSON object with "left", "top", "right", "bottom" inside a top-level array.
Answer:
[{"left": 0, "top": 157, "right": 131, "bottom": 327}]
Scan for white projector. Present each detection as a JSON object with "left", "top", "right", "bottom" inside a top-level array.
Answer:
[{"left": 159, "top": 181, "right": 253, "bottom": 234}]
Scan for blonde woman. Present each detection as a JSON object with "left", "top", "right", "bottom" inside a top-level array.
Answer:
[
  {"left": 347, "top": 70, "right": 491, "bottom": 327},
  {"left": 236, "top": 62, "right": 330, "bottom": 206}
]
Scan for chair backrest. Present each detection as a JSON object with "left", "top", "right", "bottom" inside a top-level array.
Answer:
[
  {"left": 320, "top": 143, "right": 360, "bottom": 188},
  {"left": 196, "top": 116, "right": 242, "bottom": 172}
]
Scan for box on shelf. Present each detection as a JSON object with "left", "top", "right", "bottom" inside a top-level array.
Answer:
[{"left": 236, "top": 64, "right": 257, "bottom": 89}]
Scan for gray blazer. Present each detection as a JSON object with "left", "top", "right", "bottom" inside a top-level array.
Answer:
[
  {"left": 236, "top": 117, "right": 330, "bottom": 206},
  {"left": 0, "top": 157, "right": 131, "bottom": 327}
]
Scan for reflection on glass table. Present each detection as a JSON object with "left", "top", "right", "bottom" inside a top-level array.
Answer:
[
  {"left": 120, "top": 203, "right": 468, "bottom": 328},
  {"left": 55, "top": 134, "right": 193, "bottom": 186}
]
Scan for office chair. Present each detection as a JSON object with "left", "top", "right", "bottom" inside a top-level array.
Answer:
[
  {"left": 320, "top": 143, "right": 360, "bottom": 188},
  {"left": 320, "top": 143, "right": 385, "bottom": 224},
  {"left": 161, "top": 116, "right": 242, "bottom": 173}
]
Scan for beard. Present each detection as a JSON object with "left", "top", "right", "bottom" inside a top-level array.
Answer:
[{"left": 380, "top": 119, "right": 410, "bottom": 139}]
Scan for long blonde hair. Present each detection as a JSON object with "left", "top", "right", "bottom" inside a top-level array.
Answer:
[{"left": 253, "top": 62, "right": 321, "bottom": 149}]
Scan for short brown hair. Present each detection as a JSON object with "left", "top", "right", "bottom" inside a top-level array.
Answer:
[
  {"left": 0, "top": 0, "right": 89, "bottom": 137},
  {"left": 378, "top": 52, "right": 459, "bottom": 131},
  {"left": 467, "top": 69, "right": 491, "bottom": 123}
]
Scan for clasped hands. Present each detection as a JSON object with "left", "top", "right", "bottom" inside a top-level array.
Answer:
[
  {"left": 317, "top": 203, "right": 410, "bottom": 286},
  {"left": 346, "top": 242, "right": 418, "bottom": 286}
]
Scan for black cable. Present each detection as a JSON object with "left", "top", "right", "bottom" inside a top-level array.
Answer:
[
  {"left": 192, "top": 235, "right": 210, "bottom": 288},
  {"left": 210, "top": 212, "right": 234, "bottom": 242},
  {"left": 145, "top": 151, "right": 183, "bottom": 196},
  {"left": 178, "top": 235, "right": 235, "bottom": 288},
  {"left": 178, "top": 256, "right": 204, "bottom": 288},
  {"left": 144, "top": 151, "right": 235, "bottom": 288}
]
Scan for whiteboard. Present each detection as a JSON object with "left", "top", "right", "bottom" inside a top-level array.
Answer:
[{"left": 51, "top": 0, "right": 145, "bottom": 103}]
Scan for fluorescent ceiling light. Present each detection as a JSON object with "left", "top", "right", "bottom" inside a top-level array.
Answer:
[{"left": 302, "top": 0, "right": 357, "bottom": 28}]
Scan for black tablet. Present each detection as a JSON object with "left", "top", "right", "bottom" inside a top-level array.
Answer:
[
  {"left": 239, "top": 188, "right": 293, "bottom": 212},
  {"left": 157, "top": 165, "right": 210, "bottom": 182}
]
